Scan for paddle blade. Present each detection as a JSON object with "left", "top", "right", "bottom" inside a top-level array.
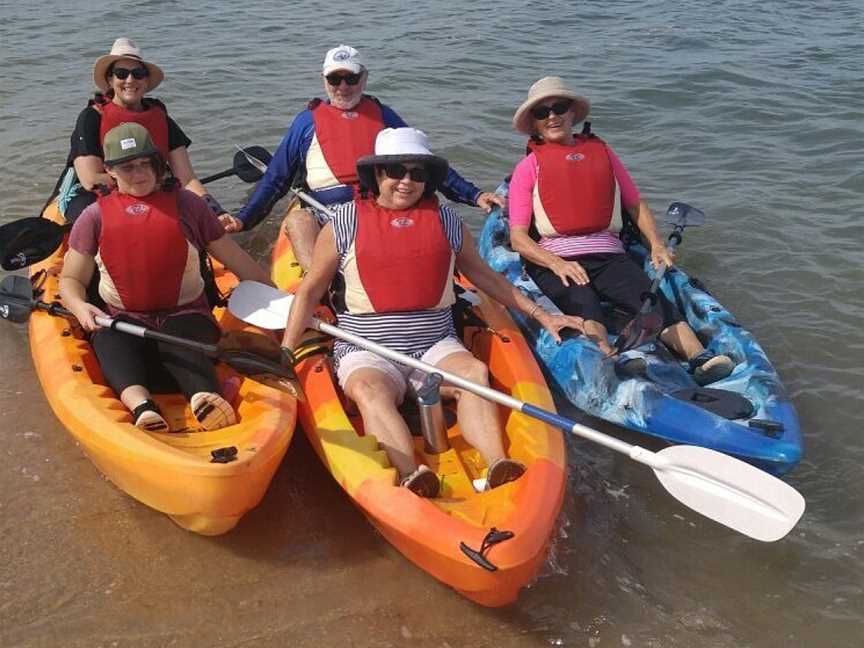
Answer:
[
  {"left": 227, "top": 281, "right": 293, "bottom": 330},
  {"left": 665, "top": 202, "right": 706, "bottom": 227},
  {"left": 233, "top": 146, "right": 272, "bottom": 182},
  {"left": 613, "top": 308, "right": 664, "bottom": 354},
  {"left": 0, "top": 275, "right": 36, "bottom": 322},
  {"left": 0, "top": 218, "right": 69, "bottom": 270},
  {"left": 220, "top": 350, "right": 305, "bottom": 401},
  {"left": 645, "top": 445, "right": 805, "bottom": 542}
]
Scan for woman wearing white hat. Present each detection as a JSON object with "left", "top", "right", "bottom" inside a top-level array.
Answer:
[
  {"left": 507, "top": 76, "right": 734, "bottom": 384},
  {"left": 279, "top": 127, "right": 583, "bottom": 497},
  {"left": 62, "top": 38, "right": 229, "bottom": 224}
]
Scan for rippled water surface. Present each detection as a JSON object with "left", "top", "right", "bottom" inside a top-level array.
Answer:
[{"left": 1, "top": 1, "right": 862, "bottom": 646}]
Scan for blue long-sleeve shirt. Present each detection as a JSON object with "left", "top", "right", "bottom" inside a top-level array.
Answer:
[{"left": 236, "top": 99, "right": 483, "bottom": 229}]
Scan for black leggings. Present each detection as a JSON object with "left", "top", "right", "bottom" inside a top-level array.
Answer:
[
  {"left": 91, "top": 313, "right": 221, "bottom": 399},
  {"left": 525, "top": 253, "right": 683, "bottom": 328}
]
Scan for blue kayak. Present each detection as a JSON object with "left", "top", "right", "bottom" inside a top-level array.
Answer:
[{"left": 477, "top": 182, "right": 802, "bottom": 476}]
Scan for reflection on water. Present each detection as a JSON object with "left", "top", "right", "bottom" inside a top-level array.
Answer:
[{"left": 1, "top": 1, "right": 862, "bottom": 646}]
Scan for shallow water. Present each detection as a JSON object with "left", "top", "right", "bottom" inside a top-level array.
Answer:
[{"left": 1, "top": 1, "right": 862, "bottom": 646}]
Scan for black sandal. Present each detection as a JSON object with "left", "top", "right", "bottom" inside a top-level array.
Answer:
[{"left": 131, "top": 399, "right": 170, "bottom": 433}]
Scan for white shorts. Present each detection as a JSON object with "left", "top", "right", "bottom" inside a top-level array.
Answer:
[{"left": 336, "top": 337, "right": 468, "bottom": 401}]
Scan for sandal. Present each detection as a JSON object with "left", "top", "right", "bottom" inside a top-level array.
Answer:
[
  {"left": 690, "top": 352, "right": 735, "bottom": 386},
  {"left": 191, "top": 392, "right": 237, "bottom": 431},
  {"left": 131, "top": 399, "right": 170, "bottom": 433},
  {"left": 400, "top": 465, "right": 440, "bottom": 498},
  {"left": 486, "top": 458, "right": 526, "bottom": 490}
]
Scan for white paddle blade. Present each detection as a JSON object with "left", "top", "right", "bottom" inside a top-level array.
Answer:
[
  {"left": 646, "top": 445, "right": 805, "bottom": 542},
  {"left": 228, "top": 281, "right": 293, "bottom": 330}
]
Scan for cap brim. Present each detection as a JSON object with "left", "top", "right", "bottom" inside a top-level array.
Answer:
[
  {"left": 323, "top": 63, "right": 363, "bottom": 75},
  {"left": 512, "top": 92, "right": 591, "bottom": 134},
  {"left": 357, "top": 154, "right": 449, "bottom": 193},
  {"left": 104, "top": 149, "right": 161, "bottom": 167}
]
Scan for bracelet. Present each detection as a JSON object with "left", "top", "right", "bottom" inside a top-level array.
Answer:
[
  {"left": 528, "top": 303, "right": 540, "bottom": 319},
  {"left": 203, "top": 193, "right": 227, "bottom": 216}
]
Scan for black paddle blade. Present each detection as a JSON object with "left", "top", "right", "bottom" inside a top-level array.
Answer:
[
  {"left": 665, "top": 202, "right": 706, "bottom": 228},
  {"left": 0, "top": 217, "right": 69, "bottom": 270},
  {"left": 220, "top": 350, "right": 305, "bottom": 401},
  {"left": 233, "top": 146, "right": 273, "bottom": 183},
  {"left": 217, "top": 330, "right": 305, "bottom": 401},
  {"left": 613, "top": 309, "right": 664, "bottom": 354},
  {"left": 0, "top": 275, "right": 36, "bottom": 323}
]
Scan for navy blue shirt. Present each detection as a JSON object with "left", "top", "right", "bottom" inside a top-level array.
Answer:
[{"left": 236, "top": 99, "right": 483, "bottom": 229}]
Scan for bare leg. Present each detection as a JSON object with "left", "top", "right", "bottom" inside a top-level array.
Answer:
[
  {"left": 659, "top": 322, "right": 705, "bottom": 360},
  {"left": 284, "top": 207, "right": 321, "bottom": 272},
  {"left": 436, "top": 352, "right": 506, "bottom": 466},
  {"left": 583, "top": 319, "right": 616, "bottom": 356},
  {"left": 343, "top": 368, "right": 417, "bottom": 479}
]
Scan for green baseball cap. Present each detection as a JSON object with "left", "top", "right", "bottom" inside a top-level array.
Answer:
[{"left": 102, "top": 122, "right": 160, "bottom": 166}]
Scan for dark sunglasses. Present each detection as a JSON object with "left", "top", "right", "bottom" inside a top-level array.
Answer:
[
  {"left": 325, "top": 72, "right": 361, "bottom": 86},
  {"left": 530, "top": 99, "right": 573, "bottom": 120},
  {"left": 111, "top": 66, "right": 150, "bottom": 81},
  {"left": 381, "top": 164, "right": 429, "bottom": 182}
]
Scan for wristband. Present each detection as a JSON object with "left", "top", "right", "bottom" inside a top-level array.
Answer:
[
  {"left": 528, "top": 303, "right": 540, "bottom": 320},
  {"left": 203, "top": 193, "right": 227, "bottom": 216}
]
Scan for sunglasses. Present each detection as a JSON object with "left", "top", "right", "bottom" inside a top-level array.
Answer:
[
  {"left": 325, "top": 72, "right": 361, "bottom": 86},
  {"left": 530, "top": 99, "right": 573, "bottom": 120},
  {"left": 111, "top": 66, "right": 150, "bottom": 81},
  {"left": 380, "top": 164, "right": 429, "bottom": 182}
]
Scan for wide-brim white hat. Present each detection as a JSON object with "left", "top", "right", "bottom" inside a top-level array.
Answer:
[
  {"left": 357, "top": 128, "right": 449, "bottom": 195},
  {"left": 93, "top": 37, "right": 164, "bottom": 92},
  {"left": 512, "top": 76, "right": 590, "bottom": 134}
]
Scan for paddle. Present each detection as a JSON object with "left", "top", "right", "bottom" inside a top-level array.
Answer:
[
  {"left": 232, "top": 146, "right": 323, "bottom": 215},
  {"left": 613, "top": 202, "right": 706, "bottom": 354},
  {"left": 227, "top": 280, "right": 805, "bottom": 542},
  {"left": 0, "top": 146, "right": 273, "bottom": 271},
  {"left": 200, "top": 146, "right": 273, "bottom": 184},
  {"left": 0, "top": 275, "right": 302, "bottom": 399}
]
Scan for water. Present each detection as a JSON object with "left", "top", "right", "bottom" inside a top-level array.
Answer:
[{"left": 1, "top": 1, "right": 862, "bottom": 645}]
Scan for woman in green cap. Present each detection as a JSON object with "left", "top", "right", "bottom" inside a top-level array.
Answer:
[{"left": 59, "top": 122, "right": 271, "bottom": 432}]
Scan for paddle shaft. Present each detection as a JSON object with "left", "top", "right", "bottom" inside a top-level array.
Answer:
[
  {"left": 639, "top": 224, "right": 684, "bottom": 314},
  {"left": 199, "top": 167, "right": 237, "bottom": 184},
  {"left": 309, "top": 315, "right": 644, "bottom": 460},
  {"left": 12, "top": 296, "right": 221, "bottom": 357}
]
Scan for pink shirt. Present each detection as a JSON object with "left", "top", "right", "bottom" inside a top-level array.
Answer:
[{"left": 508, "top": 144, "right": 640, "bottom": 258}]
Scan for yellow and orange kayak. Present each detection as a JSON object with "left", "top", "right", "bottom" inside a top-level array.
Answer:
[
  {"left": 27, "top": 203, "right": 296, "bottom": 535},
  {"left": 272, "top": 213, "right": 566, "bottom": 606}
]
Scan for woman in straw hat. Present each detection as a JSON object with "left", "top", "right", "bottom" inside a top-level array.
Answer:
[
  {"left": 61, "top": 38, "right": 230, "bottom": 225},
  {"left": 279, "top": 127, "right": 584, "bottom": 497},
  {"left": 59, "top": 122, "right": 272, "bottom": 432},
  {"left": 507, "top": 76, "right": 734, "bottom": 384}
]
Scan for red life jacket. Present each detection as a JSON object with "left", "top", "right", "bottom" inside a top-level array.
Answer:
[
  {"left": 97, "top": 188, "right": 194, "bottom": 312},
  {"left": 342, "top": 196, "right": 455, "bottom": 313},
  {"left": 529, "top": 135, "right": 620, "bottom": 237},
  {"left": 94, "top": 97, "right": 171, "bottom": 159},
  {"left": 310, "top": 96, "right": 384, "bottom": 186}
]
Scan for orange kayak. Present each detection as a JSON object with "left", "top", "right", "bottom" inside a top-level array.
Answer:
[
  {"left": 272, "top": 213, "right": 566, "bottom": 606},
  {"left": 27, "top": 202, "right": 296, "bottom": 535}
]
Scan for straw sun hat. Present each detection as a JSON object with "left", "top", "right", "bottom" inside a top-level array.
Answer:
[
  {"left": 512, "top": 76, "right": 591, "bottom": 134},
  {"left": 92, "top": 37, "right": 164, "bottom": 92}
]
